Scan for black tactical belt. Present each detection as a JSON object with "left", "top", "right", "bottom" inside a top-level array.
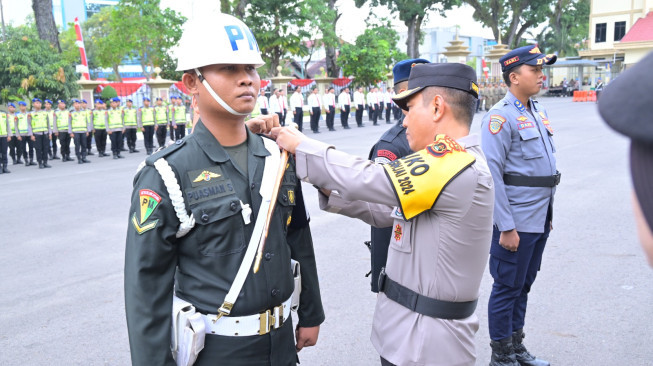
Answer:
[
  {"left": 378, "top": 269, "right": 477, "bottom": 320},
  {"left": 503, "top": 170, "right": 561, "bottom": 187}
]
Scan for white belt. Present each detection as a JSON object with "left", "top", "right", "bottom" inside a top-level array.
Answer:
[{"left": 202, "top": 296, "right": 292, "bottom": 337}]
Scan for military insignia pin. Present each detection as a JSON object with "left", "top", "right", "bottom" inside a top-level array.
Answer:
[
  {"left": 287, "top": 189, "right": 295, "bottom": 204},
  {"left": 394, "top": 224, "right": 403, "bottom": 241},
  {"left": 193, "top": 170, "right": 221, "bottom": 183}
]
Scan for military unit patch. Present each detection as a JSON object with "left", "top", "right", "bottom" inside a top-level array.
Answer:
[
  {"left": 132, "top": 189, "right": 161, "bottom": 235},
  {"left": 489, "top": 115, "right": 506, "bottom": 135}
]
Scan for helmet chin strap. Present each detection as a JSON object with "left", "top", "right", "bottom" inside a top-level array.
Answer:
[{"left": 195, "top": 68, "right": 249, "bottom": 116}]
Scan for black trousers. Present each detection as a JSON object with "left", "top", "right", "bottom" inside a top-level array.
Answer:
[
  {"left": 34, "top": 134, "right": 49, "bottom": 163},
  {"left": 281, "top": 110, "right": 287, "bottom": 126},
  {"left": 174, "top": 124, "right": 186, "bottom": 140},
  {"left": 156, "top": 124, "right": 167, "bottom": 147},
  {"left": 378, "top": 102, "right": 385, "bottom": 120},
  {"left": 260, "top": 108, "right": 268, "bottom": 115},
  {"left": 143, "top": 125, "right": 155, "bottom": 150},
  {"left": 49, "top": 132, "right": 57, "bottom": 156},
  {"left": 293, "top": 107, "right": 303, "bottom": 131},
  {"left": 355, "top": 105, "right": 364, "bottom": 126},
  {"left": 326, "top": 106, "right": 335, "bottom": 130},
  {"left": 86, "top": 132, "right": 94, "bottom": 152},
  {"left": 0, "top": 137, "right": 7, "bottom": 165},
  {"left": 110, "top": 131, "right": 123, "bottom": 155},
  {"left": 59, "top": 132, "right": 71, "bottom": 156},
  {"left": 9, "top": 137, "right": 17, "bottom": 161},
  {"left": 18, "top": 136, "right": 34, "bottom": 161},
  {"left": 94, "top": 129, "right": 107, "bottom": 153},
  {"left": 380, "top": 356, "right": 396, "bottom": 366},
  {"left": 369, "top": 105, "right": 378, "bottom": 125},
  {"left": 385, "top": 104, "right": 391, "bottom": 122},
  {"left": 340, "top": 105, "right": 350, "bottom": 128},
  {"left": 310, "top": 107, "right": 321, "bottom": 132},
  {"left": 125, "top": 128, "right": 137, "bottom": 149},
  {"left": 169, "top": 122, "right": 175, "bottom": 141},
  {"left": 375, "top": 103, "right": 382, "bottom": 122},
  {"left": 73, "top": 132, "right": 87, "bottom": 158},
  {"left": 275, "top": 112, "right": 283, "bottom": 126}
]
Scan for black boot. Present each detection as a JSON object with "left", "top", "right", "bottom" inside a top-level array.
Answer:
[
  {"left": 52, "top": 153, "right": 60, "bottom": 160},
  {"left": 489, "top": 337, "right": 519, "bottom": 366},
  {"left": 29, "top": 159, "right": 37, "bottom": 166},
  {"left": 43, "top": 161, "right": 52, "bottom": 168},
  {"left": 113, "top": 153, "right": 118, "bottom": 159},
  {"left": 82, "top": 154, "right": 91, "bottom": 163},
  {"left": 132, "top": 147, "right": 139, "bottom": 153},
  {"left": 11, "top": 157, "right": 16, "bottom": 165},
  {"left": 512, "top": 330, "right": 549, "bottom": 366},
  {"left": 78, "top": 157, "right": 83, "bottom": 164},
  {"left": 2, "top": 164, "right": 10, "bottom": 173},
  {"left": 66, "top": 154, "right": 74, "bottom": 162},
  {"left": 38, "top": 161, "right": 44, "bottom": 169},
  {"left": 87, "top": 150, "right": 95, "bottom": 155},
  {"left": 117, "top": 153, "right": 124, "bottom": 159}
]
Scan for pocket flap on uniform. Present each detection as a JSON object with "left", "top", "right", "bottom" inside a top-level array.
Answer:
[
  {"left": 190, "top": 199, "right": 242, "bottom": 226},
  {"left": 517, "top": 127, "right": 539, "bottom": 141}
]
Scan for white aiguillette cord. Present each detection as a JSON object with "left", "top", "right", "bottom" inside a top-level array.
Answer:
[{"left": 213, "top": 137, "right": 280, "bottom": 322}]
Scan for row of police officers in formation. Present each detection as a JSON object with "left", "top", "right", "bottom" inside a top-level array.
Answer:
[
  {"left": 0, "top": 96, "right": 191, "bottom": 173},
  {"left": 256, "top": 86, "right": 402, "bottom": 133}
]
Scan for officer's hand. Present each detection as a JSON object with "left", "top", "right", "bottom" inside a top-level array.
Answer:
[
  {"left": 30, "top": 136, "right": 35, "bottom": 141},
  {"left": 108, "top": 131, "right": 112, "bottom": 135},
  {"left": 141, "top": 128, "right": 145, "bottom": 132},
  {"left": 246, "top": 114, "right": 279, "bottom": 134},
  {"left": 55, "top": 132, "right": 59, "bottom": 136},
  {"left": 500, "top": 229, "right": 520, "bottom": 252},
  {"left": 7, "top": 136, "right": 10, "bottom": 142},
  {"left": 48, "top": 135, "right": 52, "bottom": 140},
  {"left": 271, "top": 126, "right": 305, "bottom": 154},
  {"left": 173, "top": 125, "right": 177, "bottom": 129},
  {"left": 70, "top": 133, "right": 74, "bottom": 138},
  {"left": 17, "top": 136, "right": 22, "bottom": 141},
  {"left": 295, "top": 325, "right": 319, "bottom": 352}
]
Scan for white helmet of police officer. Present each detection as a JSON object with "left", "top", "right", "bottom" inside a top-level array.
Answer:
[{"left": 176, "top": 13, "right": 264, "bottom": 115}]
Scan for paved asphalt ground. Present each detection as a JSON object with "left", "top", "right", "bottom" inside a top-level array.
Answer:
[{"left": 1, "top": 97, "right": 651, "bottom": 366}]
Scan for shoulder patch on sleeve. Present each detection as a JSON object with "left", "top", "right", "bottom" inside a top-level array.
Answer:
[
  {"left": 376, "top": 149, "right": 398, "bottom": 162},
  {"left": 383, "top": 134, "right": 476, "bottom": 220},
  {"left": 488, "top": 115, "right": 506, "bottom": 135},
  {"left": 131, "top": 188, "right": 162, "bottom": 234}
]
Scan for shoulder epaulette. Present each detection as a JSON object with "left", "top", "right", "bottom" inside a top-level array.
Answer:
[{"left": 145, "top": 138, "right": 186, "bottom": 166}]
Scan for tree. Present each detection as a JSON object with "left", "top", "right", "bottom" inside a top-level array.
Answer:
[
  {"left": 462, "top": 0, "right": 552, "bottom": 48},
  {"left": 323, "top": 0, "right": 342, "bottom": 77},
  {"left": 0, "top": 23, "right": 79, "bottom": 104},
  {"left": 355, "top": 0, "right": 460, "bottom": 58},
  {"left": 111, "top": 0, "right": 186, "bottom": 81},
  {"left": 32, "top": 0, "right": 61, "bottom": 52},
  {"left": 338, "top": 23, "right": 406, "bottom": 87},
  {"left": 534, "top": 0, "right": 589, "bottom": 57},
  {"left": 84, "top": 7, "right": 129, "bottom": 82}
]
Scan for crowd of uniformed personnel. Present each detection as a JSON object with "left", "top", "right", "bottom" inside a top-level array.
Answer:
[
  {"left": 478, "top": 82, "right": 509, "bottom": 113},
  {"left": 0, "top": 95, "right": 192, "bottom": 174}
]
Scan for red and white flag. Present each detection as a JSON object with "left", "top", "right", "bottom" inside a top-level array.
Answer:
[{"left": 74, "top": 17, "right": 90, "bottom": 80}]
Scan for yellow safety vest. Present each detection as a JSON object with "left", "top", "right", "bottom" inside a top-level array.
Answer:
[
  {"left": 16, "top": 113, "right": 28, "bottom": 134},
  {"left": 8, "top": 113, "right": 16, "bottom": 134},
  {"left": 124, "top": 108, "right": 137, "bottom": 126},
  {"left": 173, "top": 106, "right": 186, "bottom": 124},
  {"left": 0, "top": 112, "right": 7, "bottom": 136},
  {"left": 31, "top": 111, "right": 48, "bottom": 133},
  {"left": 140, "top": 107, "right": 154, "bottom": 126},
  {"left": 71, "top": 111, "right": 88, "bottom": 132},
  {"left": 55, "top": 110, "right": 70, "bottom": 130},
  {"left": 107, "top": 109, "right": 123, "bottom": 129},
  {"left": 93, "top": 110, "right": 106, "bottom": 129},
  {"left": 154, "top": 106, "right": 168, "bottom": 124}
]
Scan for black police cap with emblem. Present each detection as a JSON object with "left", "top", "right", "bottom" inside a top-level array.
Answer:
[
  {"left": 500, "top": 45, "right": 557, "bottom": 73},
  {"left": 392, "top": 63, "right": 479, "bottom": 111},
  {"left": 393, "top": 58, "right": 430, "bottom": 84},
  {"left": 599, "top": 50, "right": 653, "bottom": 231}
]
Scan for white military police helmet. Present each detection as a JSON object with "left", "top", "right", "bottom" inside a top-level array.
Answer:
[
  {"left": 176, "top": 13, "right": 264, "bottom": 71},
  {"left": 175, "top": 13, "right": 264, "bottom": 116}
]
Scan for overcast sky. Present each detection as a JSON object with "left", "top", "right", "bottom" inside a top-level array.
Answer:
[{"left": 3, "top": 0, "right": 495, "bottom": 43}]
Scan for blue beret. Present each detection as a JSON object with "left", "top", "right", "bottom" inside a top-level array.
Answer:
[
  {"left": 143, "top": 97, "right": 151, "bottom": 102},
  {"left": 126, "top": 99, "right": 133, "bottom": 102},
  {"left": 32, "top": 98, "right": 42, "bottom": 103},
  {"left": 18, "top": 101, "right": 27, "bottom": 106},
  {"left": 8, "top": 103, "right": 16, "bottom": 108},
  {"left": 45, "top": 99, "right": 53, "bottom": 104},
  {"left": 111, "top": 97, "right": 121, "bottom": 102},
  {"left": 499, "top": 45, "right": 557, "bottom": 73},
  {"left": 95, "top": 99, "right": 104, "bottom": 104},
  {"left": 57, "top": 99, "right": 65, "bottom": 104},
  {"left": 155, "top": 97, "right": 162, "bottom": 101},
  {"left": 170, "top": 96, "right": 177, "bottom": 100},
  {"left": 72, "top": 99, "right": 80, "bottom": 103},
  {"left": 393, "top": 58, "right": 430, "bottom": 84},
  {"left": 81, "top": 99, "right": 88, "bottom": 103}
]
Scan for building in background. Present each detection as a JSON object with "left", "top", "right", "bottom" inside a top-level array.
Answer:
[
  {"left": 52, "top": 0, "right": 119, "bottom": 30},
  {"left": 578, "top": 0, "right": 653, "bottom": 82},
  {"left": 397, "top": 26, "right": 493, "bottom": 79}
]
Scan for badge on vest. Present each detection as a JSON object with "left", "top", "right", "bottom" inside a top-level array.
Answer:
[
  {"left": 383, "top": 134, "right": 476, "bottom": 220},
  {"left": 489, "top": 115, "right": 506, "bottom": 135},
  {"left": 188, "top": 167, "right": 224, "bottom": 187},
  {"left": 132, "top": 189, "right": 161, "bottom": 234}
]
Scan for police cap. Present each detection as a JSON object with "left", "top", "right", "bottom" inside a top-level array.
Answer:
[
  {"left": 81, "top": 99, "right": 88, "bottom": 104},
  {"left": 95, "top": 99, "right": 104, "bottom": 104},
  {"left": 392, "top": 63, "right": 478, "bottom": 111},
  {"left": 126, "top": 98, "right": 133, "bottom": 103},
  {"left": 111, "top": 97, "right": 121, "bottom": 103},
  {"left": 32, "top": 98, "right": 42, "bottom": 103},
  {"left": 57, "top": 99, "right": 66, "bottom": 104},
  {"left": 72, "top": 99, "right": 80, "bottom": 104},
  {"left": 599, "top": 51, "right": 653, "bottom": 232},
  {"left": 8, "top": 102, "right": 16, "bottom": 108},
  {"left": 393, "top": 58, "right": 430, "bottom": 84},
  {"left": 45, "top": 99, "right": 53, "bottom": 104},
  {"left": 18, "top": 101, "right": 27, "bottom": 106},
  {"left": 500, "top": 45, "right": 557, "bottom": 73},
  {"left": 143, "top": 97, "right": 151, "bottom": 102}
]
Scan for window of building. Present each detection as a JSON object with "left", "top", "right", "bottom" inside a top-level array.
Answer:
[
  {"left": 614, "top": 21, "right": 626, "bottom": 41},
  {"left": 595, "top": 23, "right": 607, "bottom": 43}
]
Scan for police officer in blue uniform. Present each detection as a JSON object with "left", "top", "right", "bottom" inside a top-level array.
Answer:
[
  {"left": 481, "top": 45, "right": 559, "bottom": 366},
  {"left": 366, "top": 58, "right": 428, "bottom": 292}
]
